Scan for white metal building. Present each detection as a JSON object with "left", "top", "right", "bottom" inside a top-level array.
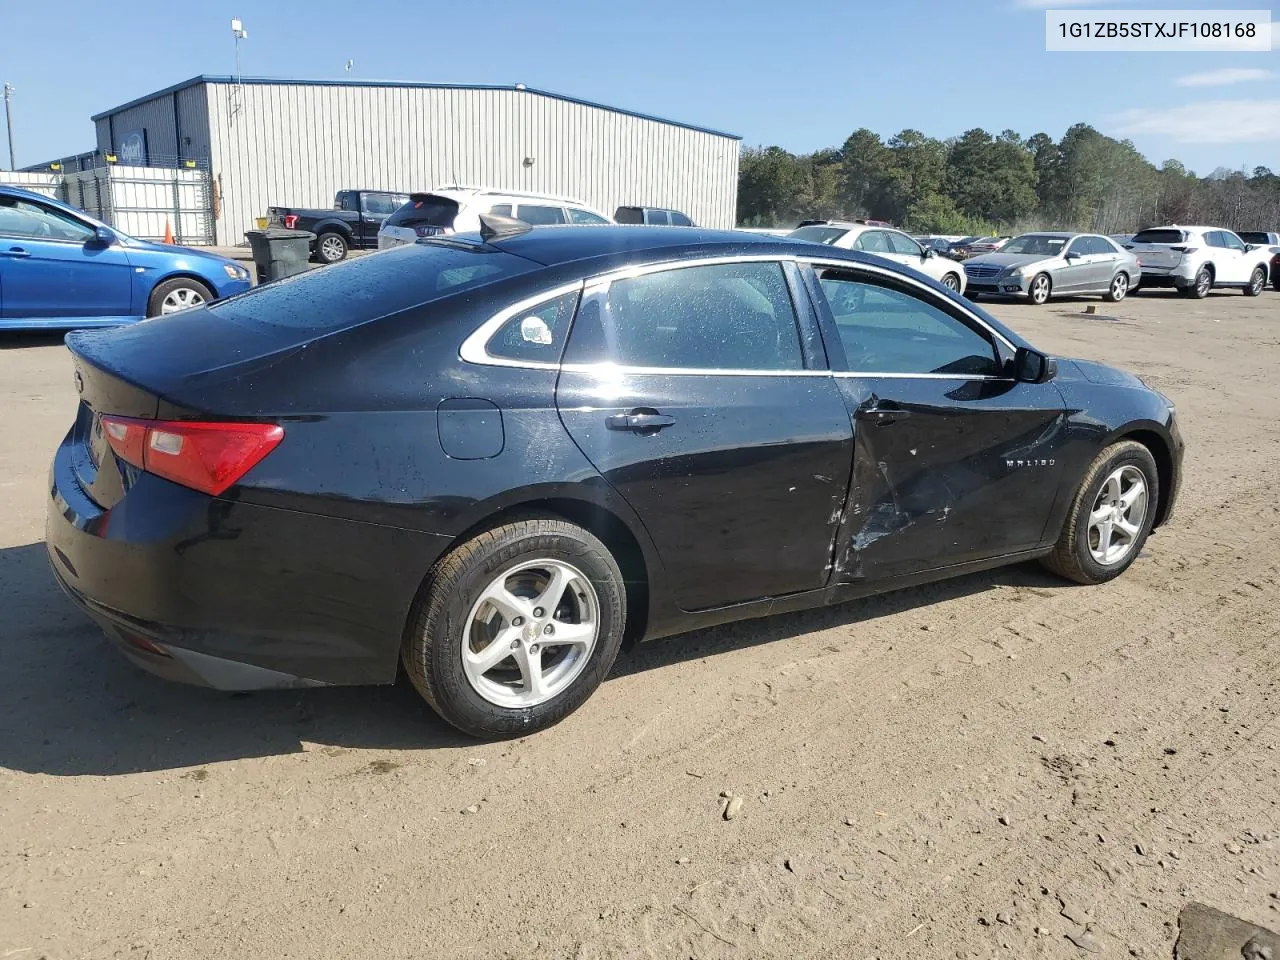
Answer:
[{"left": 89, "top": 76, "right": 742, "bottom": 246}]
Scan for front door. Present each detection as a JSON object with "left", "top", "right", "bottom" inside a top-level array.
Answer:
[
  {"left": 804, "top": 263, "right": 1069, "bottom": 582},
  {"left": 555, "top": 259, "right": 853, "bottom": 611},
  {"left": 0, "top": 195, "right": 134, "bottom": 321},
  {"left": 1211, "top": 230, "right": 1252, "bottom": 283}
]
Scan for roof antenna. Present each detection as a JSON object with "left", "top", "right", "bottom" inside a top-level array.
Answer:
[{"left": 479, "top": 213, "right": 532, "bottom": 242}]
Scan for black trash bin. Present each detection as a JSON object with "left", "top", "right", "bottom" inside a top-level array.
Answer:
[{"left": 244, "top": 229, "right": 316, "bottom": 284}]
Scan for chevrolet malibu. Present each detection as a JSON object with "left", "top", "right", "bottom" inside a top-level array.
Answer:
[
  {"left": 0, "top": 185, "right": 252, "bottom": 329},
  {"left": 48, "top": 222, "right": 1183, "bottom": 737}
]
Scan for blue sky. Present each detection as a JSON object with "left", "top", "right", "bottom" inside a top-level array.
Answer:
[{"left": 2, "top": 0, "right": 1277, "bottom": 175}]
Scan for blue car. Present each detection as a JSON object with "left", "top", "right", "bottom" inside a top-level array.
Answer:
[{"left": 0, "top": 186, "right": 252, "bottom": 330}]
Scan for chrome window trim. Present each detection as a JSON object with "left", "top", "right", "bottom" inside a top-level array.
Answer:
[{"left": 460, "top": 252, "right": 1019, "bottom": 374}]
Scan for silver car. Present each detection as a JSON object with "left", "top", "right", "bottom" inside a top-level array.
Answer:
[{"left": 962, "top": 232, "right": 1141, "bottom": 305}]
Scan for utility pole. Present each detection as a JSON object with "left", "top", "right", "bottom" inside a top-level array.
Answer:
[{"left": 3, "top": 83, "right": 15, "bottom": 171}]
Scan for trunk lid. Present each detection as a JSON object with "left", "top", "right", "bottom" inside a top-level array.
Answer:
[{"left": 1127, "top": 228, "right": 1191, "bottom": 270}]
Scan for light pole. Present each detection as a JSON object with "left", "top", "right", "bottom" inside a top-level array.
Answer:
[
  {"left": 3, "top": 83, "right": 15, "bottom": 171},
  {"left": 230, "top": 18, "right": 248, "bottom": 121}
]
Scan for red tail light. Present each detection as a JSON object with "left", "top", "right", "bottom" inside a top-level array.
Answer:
[
  {"left": 1171, "top": 246, "right": 1197, "bottom": 254},
  {"left": 283, "top": 214, "right": 299, "bottom": 229},
  {"left": 100, "top": 416, "right": 284, "bottom": 496}
]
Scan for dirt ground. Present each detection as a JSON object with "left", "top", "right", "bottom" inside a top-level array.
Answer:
[{"left": 1, "top": 287, "right": 1278, "bottom": 960}]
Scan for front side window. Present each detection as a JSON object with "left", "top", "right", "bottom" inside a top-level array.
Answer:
[
  {"left": 0, "top": 197, "right": 94, "bottom": 242},
  {"left": 816, "top": 270, "right": 1000, "bottom": 377},
  {"left": 563, "top": 261, "right": 804, "bottom": 371},
  {"left": 515, "top": 204, "right": 566, "bottom": 225},
  {"left": 568, "top": 208, "right": 609, "bottom": 225},
  {"left": 1220, "top": 231, "right": 1246, "bottom": 252},
  {"left": 363, "top": 193, "right": 403, "bottom": 216},
  {"left": 488, "top": 203, "right": 513, "bottom": 217},
  {"left": 1065, "top": 237, "right": 1091, "bottom": 257},
  {"left": 485, "top": 292, "right": 579, "bottom": 364},
  {"left": 645, "top": 210, "right": 671, "bottom": 226},
  {"left": 884, "top": 231, "right": 924, "bottom": 256}
]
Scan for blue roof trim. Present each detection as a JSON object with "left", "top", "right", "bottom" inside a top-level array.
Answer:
[{"left": 92, "top": 75, "right": 742, "bottom": 140}]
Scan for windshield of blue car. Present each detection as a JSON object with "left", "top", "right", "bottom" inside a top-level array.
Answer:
[
  {"left": 788, "top": 225, "right": 848, "bottom": 245},
  {"left": 1001, "top": 235, "right": 1068, "bottom": 256}
]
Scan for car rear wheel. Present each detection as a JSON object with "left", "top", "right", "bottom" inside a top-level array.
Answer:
[
  {"left": 1104, "top": 272, "right": 1129, "bottom": 302},
  {"left": 1029, "top": 272, "right": 1052, "bottom": 305},
  {"left": 1243, "top": 266, "right": 1265, "bottom": 297},
  {"left": 1041, "top": 440, "right": 1158, "bottom": 585},
  {"left": 315, "top": 231, "right": 349, "bottom": 264},
  {"left": 941, "top": 273, "right": 961, "bottom": 292},
  {"left": 147, "top": 278, "right": 214, "bottom": 317},
  {"left": 1181, "top": 266, "right": 1212, "bottom": 299},
  {"left": 402, "top": 518, "right": 626, "bottom": 738}
]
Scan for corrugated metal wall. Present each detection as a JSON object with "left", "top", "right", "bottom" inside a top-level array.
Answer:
[
  {"left": 0, "top": 170, "right": 62, "bottom": 198},
  {"left": 94, "top": 85, "right": 210, "bottom": 166},
  {"left": 198, "top": 81, "right": 739, "bottom": 245}
]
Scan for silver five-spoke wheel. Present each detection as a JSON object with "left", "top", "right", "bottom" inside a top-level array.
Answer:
[
  {"left": 1109, "top": 273, "right": 1128, "bottom": 301},
  {"left": 1088, "top": 465, "right": 1148, "bottom": 565},
  {"left": 160, "top": 286, "right": 206, "bottom": 314},
  {"left": 462, "top": 559, "right": 599, "bottom": 708},
  {"left": 1029, "top": 273, "right": 1051, "bottom": 305}
]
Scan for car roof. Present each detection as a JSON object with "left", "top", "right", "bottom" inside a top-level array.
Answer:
[
  {"left": 1018, "top": 231, "right": 1083, "bottom": 239},
  {"left": 422, "top": 186, "right": 586, "bottom": 206}
]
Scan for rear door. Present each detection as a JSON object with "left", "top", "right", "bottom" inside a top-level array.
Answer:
[
  {"left": 514, "top": 204, "right": 567, "bottom": 225},
  {"left": 0, "top": 194, "right": 134, "bottom": 322},
  {"left": 1082, "top": 236, "right": 1119, "bottom": 291},
  {"left": 555, "top": 259, "right": 853, "bottom": 611},
  {"left": 803, "top": 262, "right": 1069, "bottom": 582}
]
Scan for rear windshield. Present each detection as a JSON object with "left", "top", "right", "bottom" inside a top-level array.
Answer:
[
  {"left": 208, "top": 243, "right": 536, "bottom": 331},
  {"left": 788, "top": 225, "right": 848, "bottom": 245},
  {"left": 1237, "top": 232, "right": 1269, "bottom": 245},
  {"left": 614, "top": 207, "right": 644, "bottom": 224},
  {"left": 385, "top": 194, "right": 459, "bottom": 229},
  {"left": 1132, "top": 229, "right": 1186, "bottom": 245}
]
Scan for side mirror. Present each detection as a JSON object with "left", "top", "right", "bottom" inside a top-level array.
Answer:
[
  {"left": 923, "top": 247, "right": 936, "bottom": 259},
  {"left": 1245, "top": 243, "right": 1259, "bottom": 252},
  {"left": 1065, "top": 249, "right": 1081, "bottom": 260},
  {"left": 1014, "top": 346, "right": 1056, "bottom": 384},
  {"left": 91, "top": 226, "right": 116, "bottom": 246}
]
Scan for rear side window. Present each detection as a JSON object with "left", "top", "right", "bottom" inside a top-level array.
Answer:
[
  {"left": 209, "top": 244, "right": 536, "bottom": 332},
  {"left": 516, "top": 204, "right": 566, "bottom": 225},
  {"left": 385, "top": 195, "right": 459, "bottom": 229},
  {"left": 1132, "top": 229, "right": 1185, "bottom": 245},
  {"left": 613, "top": 207, "right": 644, "bottom": 224},
  {"left": 563, "top": 261, "right": 803, "bottom": 371},
  {"left": 884, "top": 231, "right": 923, "bottom": 256},
  {"left": 1087, "top": 236, "right": 1118, "bottom": 255},
  {"left": 485, "top": 292, "right": 579, "bottom": 364},
  {"left": 670, "top": 211, "right": 693, "bottom": 226}
]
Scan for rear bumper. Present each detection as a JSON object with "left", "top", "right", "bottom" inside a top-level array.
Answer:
[{"left": 46, "top": 435, "right": 453, "bottom": 688}]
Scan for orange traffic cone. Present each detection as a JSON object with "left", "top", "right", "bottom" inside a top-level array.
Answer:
[{"left": 162, "top": 220, "right": 174, "bottom": 244}]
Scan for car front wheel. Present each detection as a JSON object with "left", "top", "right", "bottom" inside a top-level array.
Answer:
[
  {"left": 941, "top": 273, "right": 961, "bottom": 292},
  {"left": 147, "top": 277, "right": 214, "bottom": 317},
  {"left": 1029, "top": 272, "right": 1052, "bottom": 305},
  {"left": 1041, "top": 440, "right": 1159, "bottom": 585},
  {"left": 1244, "top": 266, "right": 1265, "bottom": 297},
  {"left": 402, "top": 518, "right": 627, "bottom": 738},
  {"left": 1104, "top": 272, "right": 1129, "bottom": 302}
]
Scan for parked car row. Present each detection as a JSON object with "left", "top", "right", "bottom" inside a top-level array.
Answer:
[{"left": 266, "top": 187, "right": 699, "bottom": 263}]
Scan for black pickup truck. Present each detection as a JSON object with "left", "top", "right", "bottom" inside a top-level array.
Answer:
[{"left": 266, "top": 189, "right": 409, "bottom": 263}]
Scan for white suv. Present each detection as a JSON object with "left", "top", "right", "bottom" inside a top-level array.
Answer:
[
  {"left": 378, "top": 186, "right": 612, "bottom": 248},
  {"left": 787, "top": 221, "right": 967, "bottom": 293},
  {"left": 1126, "top": 225, "right": 1271, "bottom": 298}
]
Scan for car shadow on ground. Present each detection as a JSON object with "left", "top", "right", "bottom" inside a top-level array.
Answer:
[
  {"left": 0, "top": 539, "right": 1072, "bottom": 777},
  {"left": 0, "top": 331, "right": 68, "bottom": 350}
]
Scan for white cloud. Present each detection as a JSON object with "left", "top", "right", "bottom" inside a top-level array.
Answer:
[
  {"left": 1109, "top": 100, "right": 1280, "bottom": 143},
  {"left": 1177, "top": 68, "right": 1276, "bottom": 87}
]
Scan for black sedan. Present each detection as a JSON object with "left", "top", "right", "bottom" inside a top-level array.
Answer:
[{"left": 48, "top": 222, "right": 1183, "bottom": 737}]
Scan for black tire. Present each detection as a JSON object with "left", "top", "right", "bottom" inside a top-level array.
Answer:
[
  {"left": 1180, "top": 265, "right": 1212, "bottom": 299},
  {"left": 1243, "top": 266, "right": 1265, "bottom": 297},
  {"left": 1103, "top": 271, "right": 1130, "bottom": 303},
  {"left": 1028, "top": 272, "right": 1052, "bottom": 305},
  {"left": 146, "top": 277, "right": 214, "bottom": 317},
  {"left": 1040, "top": 440, "right": 1159, "bottom": 585},
  {"left": 402, "top": 518, "right": 626, "bottom": 738},
  {"left": 314, "top": 231, "right": 349, "bottom": 264}
]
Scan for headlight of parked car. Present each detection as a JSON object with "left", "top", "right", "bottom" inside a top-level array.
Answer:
[
  {"left": 223, "top": 263, "right": 250, "bottom": 281},
  {"left": 1001, "top": 265, "right": 1025, "bottom": 278}
]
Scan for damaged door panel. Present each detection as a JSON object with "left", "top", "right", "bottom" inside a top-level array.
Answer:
[
  {"left": 831, "top": 375, "right": 1068, "bottom": 581},
  {"left": 802, "top": 263, "right": 1069, "bottom": 583}
]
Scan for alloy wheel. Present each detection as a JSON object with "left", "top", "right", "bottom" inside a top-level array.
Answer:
[
  {"left": 1249, "top": 269, "right": 1264, "bottom": 295},
  {"left": 461, "top": 559, "right": 600, "bottom": 708},
  {"left": 1196, "top": 269, "right": 1211, "bottom": 297},
  {"left": 1030, "top": 274, "right": 1050, "bottom": 304},
  {"left": 320, "top": 236, "right": 345, "bottom": 262},
  {"left": 941, "top": 274, "right": 960, "bottom": 291},
  {"left": 1088, "top": 465, "right": 1148, "bottom": 566},
  {"left": 1111, "top": 274, "right": 1128, "bottom": 301},
  {"left": 160, "top": 287, "right": 206, "bottom": 314}
]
